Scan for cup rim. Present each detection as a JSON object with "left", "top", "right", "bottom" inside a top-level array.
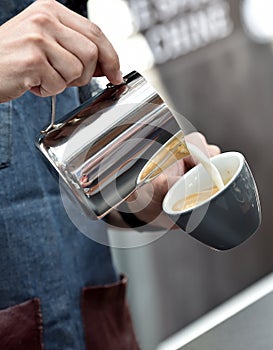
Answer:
[{"left": 162, "top": 151, "right": 245, "bottom": 215}]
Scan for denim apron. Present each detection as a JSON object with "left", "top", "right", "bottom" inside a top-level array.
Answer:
[{"left": 0, "top": 2, "right": 138, "bottom": 349}]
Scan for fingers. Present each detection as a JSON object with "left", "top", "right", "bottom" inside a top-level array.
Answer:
[
  {"left": 50, "top": 24, "right": 99, "bottom": 87},
  {"left": 182, "top": 132, "right": 221, "bottom": 170},
  {"left": 27, "top": 60, "right": 67, "bottom": 97},
  {"left": 207, "top": 144, "right": 221, "bottom": 157},
  {"left": 185, "top": 132, "right": 221, "bottom": 156},
  {"left": 0, "top": 0, "right": 123, "bottom": 100},
  {"left": 46, "top": 0, "right": 123, "bottom": 84},
  {"left": 18, "top": 31, "right": 86, "bottom": 97}
]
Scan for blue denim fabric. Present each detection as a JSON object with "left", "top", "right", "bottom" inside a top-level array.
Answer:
[
  {"left": 0, "top": 0, "right": 86, "bottom": 25},
  {"left": 0, "top": 90, "right": 118, "bottom": 349},
  {"left": 0, "top": 101, "right": 12, "bottom": 168},
  {"left": 0, "top": 2, "right": 118, "bottom": 346},
  {"left": 0, "top": 0, "right": 32, "bottom": 25}
]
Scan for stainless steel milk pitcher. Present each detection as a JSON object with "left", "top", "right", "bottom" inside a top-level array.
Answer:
[{"left": 36, "top": 71, "right": 188, "bottom": 219}]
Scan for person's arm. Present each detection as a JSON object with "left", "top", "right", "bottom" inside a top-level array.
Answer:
[{"left": 0, "top": 0, "right": 122, "bottom": 103}]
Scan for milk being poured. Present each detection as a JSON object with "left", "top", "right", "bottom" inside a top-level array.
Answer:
[
  {"left": 138, "top": 131, "right": 224, "bottom": 190},
  {"left": 171, "top": 142, "right": 225, "bottom": 212},
  {"left": 186, "top": 143, "right": 224, "bottom": 190}
]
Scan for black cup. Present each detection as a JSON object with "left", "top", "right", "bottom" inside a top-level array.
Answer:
[{"left": 162, "top": 152, "right": 261, "bottom": 250}]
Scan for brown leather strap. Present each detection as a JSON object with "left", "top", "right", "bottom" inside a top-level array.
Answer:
[
  {"left": 81, "top": 275, "right": 140, "bottom": 350},
  {"left": 0, "top": 298, "right": 43, "bottom": 350}
]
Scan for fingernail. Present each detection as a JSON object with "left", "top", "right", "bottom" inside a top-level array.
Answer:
[{"left": 114, "top": 70, "right": 123, "bottom": 84}]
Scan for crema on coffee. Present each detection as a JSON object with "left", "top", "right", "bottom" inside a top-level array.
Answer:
[{"left": 172, "top": 186, "right": 219, "bottom": 211}]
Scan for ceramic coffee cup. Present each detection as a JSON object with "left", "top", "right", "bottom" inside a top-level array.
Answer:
[{"left": 162, "top": 152, "right": 261, "bottom": 250}]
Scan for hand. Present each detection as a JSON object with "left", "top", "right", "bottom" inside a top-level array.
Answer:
[
  {"left": 125, "top": 133, "right": 221, "bottom": 230},
  {"left": 0, "top": 0, "right": 122, "bottom": 102}
]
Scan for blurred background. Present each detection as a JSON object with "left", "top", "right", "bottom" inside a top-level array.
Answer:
[{"left": 88, "top": 0, "right": 273, "bottom": 349}]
